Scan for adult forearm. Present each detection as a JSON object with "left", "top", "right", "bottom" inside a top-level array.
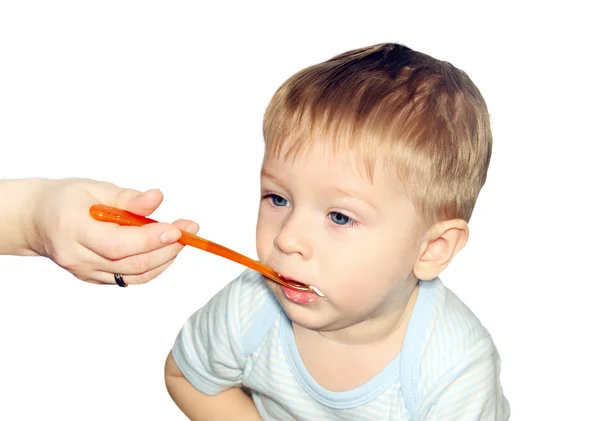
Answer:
[
  {"left": 0, "top": 178, "right": 48, "bottom": 256},
  {"left": 166, "top": 377, "right": 262, "bottom": 421}
]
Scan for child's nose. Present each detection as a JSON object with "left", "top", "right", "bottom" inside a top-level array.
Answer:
[{"left": 273, "top": 212, "right": 312, "bottom": 259}]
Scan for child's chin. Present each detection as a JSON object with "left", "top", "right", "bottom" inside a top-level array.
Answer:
[
  {"left": 286, "top": 313, "right": 329, "bottom": 331},
  {"left": 278, "top": 301, "right": 334, "bottom": 330}
]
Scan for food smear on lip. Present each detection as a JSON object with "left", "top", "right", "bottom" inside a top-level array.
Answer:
[
  {"left": 280, "top": 284, "right": 320, "bottom": 304},
  {"left": 309, "top": 286, "right": 327, "bottom": 300},
  {"left": 277, "top": 274, "right": 327, "bottom": 302}
]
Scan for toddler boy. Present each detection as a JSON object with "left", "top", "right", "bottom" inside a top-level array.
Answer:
[{"left": 165, "top": 43, "right": 509, "bottom": 420}]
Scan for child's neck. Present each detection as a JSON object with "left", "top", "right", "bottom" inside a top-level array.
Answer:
[{"left": 292, "top": 283, "right": 420, "bottom": 392}]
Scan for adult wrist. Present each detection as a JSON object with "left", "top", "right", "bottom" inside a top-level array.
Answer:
[{"left": 20, "top": 177, "right": 53, "bottom": 257}]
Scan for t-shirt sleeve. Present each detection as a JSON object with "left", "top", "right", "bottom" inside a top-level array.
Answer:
[
  {"left": 415, "top": 335, "right": 510, "bottom": 421},
  {"left": 170, "top": 272, "right": 249, "bottom": 396},
  {"left": 413, "top": 285, "right": 510, "bottom": 420}
]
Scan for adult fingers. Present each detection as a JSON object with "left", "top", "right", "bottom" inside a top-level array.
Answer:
[
  {"left": 95, "top": 220, "right": 199, "bottom": 275},
  {"left": 93, "top": 255, "right": 178, "bottom": 286},
  {"left": 117, "top": 188, "right": 164, "bottom": 217},
  {"left": 85, "top": 180, "right": 163, "bottom": 217},
  {"left": 81, "top": 220, "right": 181, "bottom": 260}
]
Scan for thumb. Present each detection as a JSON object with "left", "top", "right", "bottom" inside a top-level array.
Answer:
[{"left": 114, "top": 188, "right": 164, "bottom": 217}]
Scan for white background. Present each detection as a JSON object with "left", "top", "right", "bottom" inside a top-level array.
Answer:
[{"left": 1, "top": 1, "right": 598, "bottom": 419}]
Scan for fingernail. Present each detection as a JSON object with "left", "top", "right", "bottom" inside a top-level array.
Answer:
[
  {"left": 139, "top": 188, "right": 157, "bottom": 198},
  {"left": 186, "top": 222, "right": 199, "bottom": 233},
  {"left": 160, "top": 229, "right": 181, "bottom": 244}
]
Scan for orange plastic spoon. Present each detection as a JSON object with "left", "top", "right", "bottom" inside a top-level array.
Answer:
[{"left": 89, "top": 204, "right": 312, "bottom": 292}]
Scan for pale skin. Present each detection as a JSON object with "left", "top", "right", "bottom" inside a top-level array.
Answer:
[
  {"left": 0, "top": 177, "right": 199, "bottom": 285},
  {"left": 165, "top": 145, "right": 468, "bottom": 419}
]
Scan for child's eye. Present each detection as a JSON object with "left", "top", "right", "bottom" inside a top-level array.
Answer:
[
  {"left": 264, "top": 194, "right": 289, "bottom": 207},
  {"left": 329, "top": 211, "right": 354, "bottom": 226}
]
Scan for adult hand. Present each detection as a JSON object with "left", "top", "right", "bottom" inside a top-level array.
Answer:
[{"left": 25, "top": 178, "right": 198, "bottom": 285}]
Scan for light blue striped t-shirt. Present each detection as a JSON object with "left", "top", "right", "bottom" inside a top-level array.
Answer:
[{"left": 171, "top": 269, "right": 510, "bottom": 420}]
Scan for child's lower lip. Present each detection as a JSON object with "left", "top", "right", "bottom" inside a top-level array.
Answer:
[{"left": 280, "top": 284, "right": 319, "bottom": 304}]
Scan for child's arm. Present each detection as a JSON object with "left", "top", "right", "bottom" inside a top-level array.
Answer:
[
  {"left": 414, "top": 336, "right": 510, "bottom": 421},
  {"left": 165, "top": 273, "right": 269, "bottom": 420},
  {"left": 165, "top": 352, "right": 262, "bottom": 421}
]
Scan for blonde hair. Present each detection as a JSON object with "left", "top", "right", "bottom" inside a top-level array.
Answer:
[{"left": 263, "top": 43, "right": 492, "bottom": 228}]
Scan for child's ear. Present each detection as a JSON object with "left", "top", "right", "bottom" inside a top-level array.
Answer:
[{"left": 413, "top": 219, "right": 469, "bottom": 281}]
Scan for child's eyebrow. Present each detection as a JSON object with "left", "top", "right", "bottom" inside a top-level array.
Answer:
[
  {"left": 329, "top": 186, "right": 380, "bottom": 212},
  {"left": 260, "top": 169, "right": 278, "bottom": 182}
]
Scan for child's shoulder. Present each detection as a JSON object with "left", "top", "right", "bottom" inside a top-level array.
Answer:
[
  {"left": 412, "top": 278, "right": 492, "bottom": 364},
  {"left": 226, "top": 268, "right": 280, "bottom": 316},
  {"left": 405, "top": 278, "right": 489, "bottom": 351},
  {"left": 226, "top": 268, "right": 273, "bottom": 301},
  {"left": 431, "top": 279, "right": 490, "bottom": 340},
  {"left": 403, "top": 278, "right": 498, "bottom": 410},
  {"left": 224, "top": 269, "right": 283, "bottom": 356}
]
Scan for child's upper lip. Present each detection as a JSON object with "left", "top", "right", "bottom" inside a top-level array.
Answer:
[
  {"left": 278, "top": 272, "right": 308, "bottom": 286},
  {"left": 277, "top": 272, "right": 324, "bottom": 296}
]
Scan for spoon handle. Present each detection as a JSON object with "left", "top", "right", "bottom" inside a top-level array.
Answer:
[{"left": 88, "top": 204, "right": 307, "bottom": 290}]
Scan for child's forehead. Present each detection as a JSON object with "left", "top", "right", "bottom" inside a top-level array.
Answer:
[
  {"left": 261, "top": 146, "right": 406, "bottom": 196},
  {"left": 263, "top": 145, "right": 370, "bottom": 178}
]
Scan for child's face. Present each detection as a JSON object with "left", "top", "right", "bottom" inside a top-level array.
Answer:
[{"left": 256, "top": 144, "right": 424, "bottom": 337}]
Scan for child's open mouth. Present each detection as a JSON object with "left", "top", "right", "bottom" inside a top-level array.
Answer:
[{"left": 277, "top": 274, "right": 326, "bottom": 302}]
